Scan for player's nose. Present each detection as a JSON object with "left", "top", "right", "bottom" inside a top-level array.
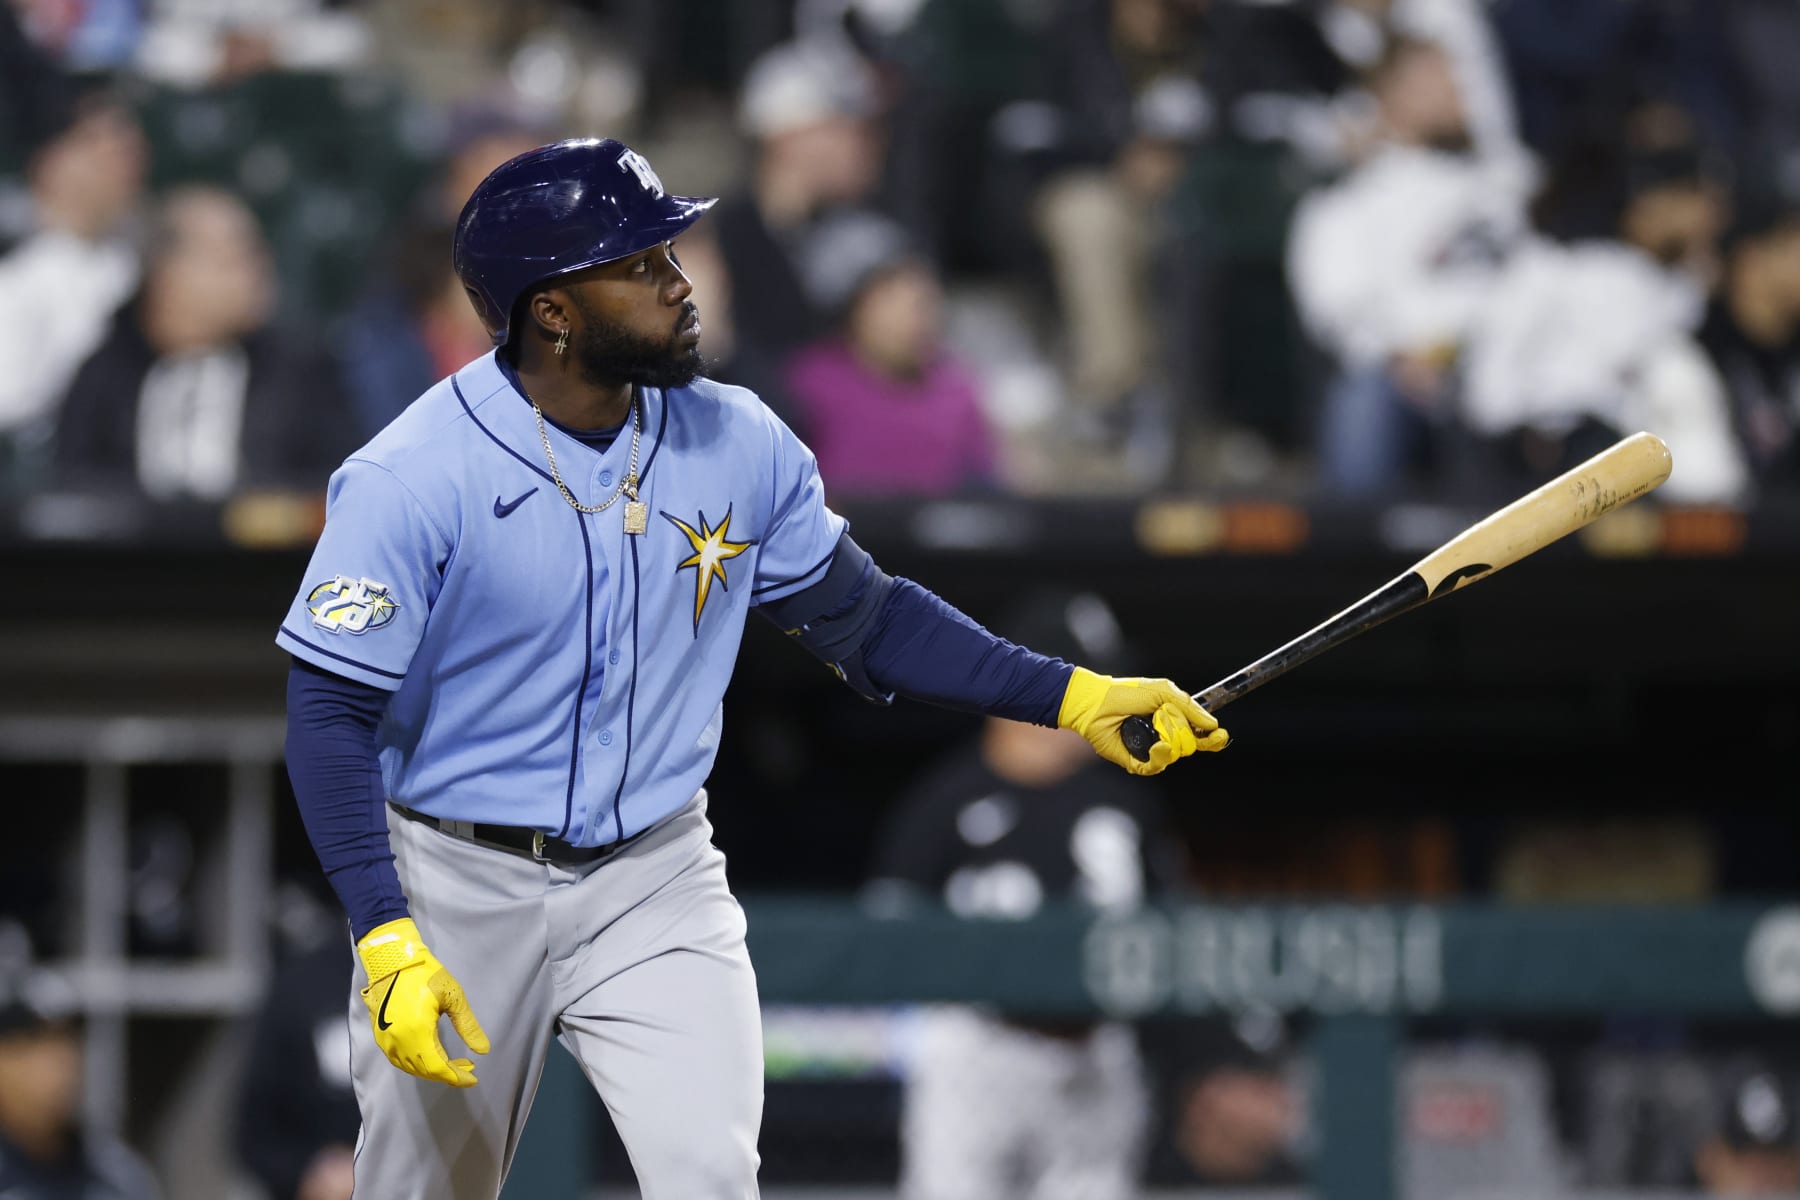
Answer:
[{"left": 657, "top": 243, "right": 694, "bottom": 305}]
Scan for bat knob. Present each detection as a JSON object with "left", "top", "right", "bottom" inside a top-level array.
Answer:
[{"left": 1120, "top": 714, "right": 1156, "bottom": 762}]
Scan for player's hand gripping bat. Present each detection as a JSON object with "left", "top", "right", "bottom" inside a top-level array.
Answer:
[{"left": 1121, "top": 431, "right": 1674, "bottom": 762}]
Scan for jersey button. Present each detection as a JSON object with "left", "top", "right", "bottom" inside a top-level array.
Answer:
[
  {"left": 599, "top": 730, "right": 613, "bottom": 746},
  {"left": 599, "top": 470, "right": 613, "bottom": 487},
  {"left": 608, "top": 649, "right": 620, "bottom": 665}
]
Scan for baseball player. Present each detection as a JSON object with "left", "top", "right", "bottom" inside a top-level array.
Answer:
[
  {"left": 275, "top": 136, "right": 1228, "bottom": 1200},
  {"left": 866, "top": 588, "right": 1182, "bottom": 1200}
]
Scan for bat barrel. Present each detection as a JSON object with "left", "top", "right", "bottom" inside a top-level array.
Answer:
[
  {"left": 1407, "top": 430, "right": 1672, "bottom": 598},
  {"left": 1119, "top": 432, "right": 1674, "bottom": 762}
]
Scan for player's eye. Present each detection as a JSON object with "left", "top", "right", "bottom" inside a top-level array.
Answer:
[{"left": 632, "top": 258, "right": 650, "bottom": 275}]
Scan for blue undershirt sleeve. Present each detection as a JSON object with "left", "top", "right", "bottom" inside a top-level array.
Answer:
[
  {"left": 284, "top": 657, "right": 410, "bottom": 939},
  {"left": 860, "top": 578, "right": 1075, "bottom": 727},
  {"left": 758, "top": 534, "right": 1074, "bottom": 723}
]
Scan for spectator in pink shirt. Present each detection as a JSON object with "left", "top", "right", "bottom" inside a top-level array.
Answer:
[{"left": 786, "top": 211, "right": 999, "bottom": 497}]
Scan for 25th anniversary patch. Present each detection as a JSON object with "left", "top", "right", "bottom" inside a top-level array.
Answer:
[{"left": 307, "top": 575, "right": 400, "bottom": 635}]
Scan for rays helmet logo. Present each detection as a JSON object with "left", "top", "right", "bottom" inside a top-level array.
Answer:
[
  {"left": 307, "top": 575, "right": 400, "bottom": 635},
  {"left": 617, "top": 148, "right": 665, "bottom": 197}
]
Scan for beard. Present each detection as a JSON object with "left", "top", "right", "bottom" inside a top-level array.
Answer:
[{"left": 571, "top": 298, "right": 706, "bottom": 390}]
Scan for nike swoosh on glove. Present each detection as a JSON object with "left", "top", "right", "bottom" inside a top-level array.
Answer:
[{"left": 355, "top": 917, "right": 490, "bottom": 1087}]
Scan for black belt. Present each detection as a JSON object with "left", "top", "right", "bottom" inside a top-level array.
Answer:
[{"left": 391, "top": 803, "right": 645, "bottom": 865}]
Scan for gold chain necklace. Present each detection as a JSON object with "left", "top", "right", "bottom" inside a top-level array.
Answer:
[{"left": 529, "top": 390, "right": 648, "bottom": 534}]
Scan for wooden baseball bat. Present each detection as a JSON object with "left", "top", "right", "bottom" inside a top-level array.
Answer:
[{"left": 1120, "top": 431, "right": 1674, "bottom": 761}]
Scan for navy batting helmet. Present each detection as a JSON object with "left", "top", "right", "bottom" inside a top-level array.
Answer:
[{"left": 452, "top": 137, "right": 717, "bottom": 347}]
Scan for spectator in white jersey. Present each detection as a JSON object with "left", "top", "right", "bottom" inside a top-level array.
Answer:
[
  {"left": 1458, "top": 108, "right": 1750, "bottom": 504},
  {"left": 1286, "top": 33, "right": 1533, "bottom": 496}
]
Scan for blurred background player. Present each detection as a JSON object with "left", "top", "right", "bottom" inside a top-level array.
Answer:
[
  {"left": 1148, "top": 1015, "right": 1304, "bottom": 1189},
  {"left": 0, "top": 963, "right": 161, "bottom": 1200},
  {"left": 862, "top": 587, "right": 1183, "bottom": 1200},
  {"left": 230, "top": 923, "right": 359, "bottom": 1200},
  {"left": 1580, "top": 1041, "right": 1800, "bottom": 1195},
  {"left": 1693, "top": 1058, "right": 1800, "bottom": 1196}
]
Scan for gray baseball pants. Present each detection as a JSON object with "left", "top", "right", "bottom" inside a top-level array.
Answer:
[
  {"left": 899, "top": 1006, "right": 1148, "bottom": 1200},
  {"left": 346, "top": 790, "right": 763, "bottom": 1199}
]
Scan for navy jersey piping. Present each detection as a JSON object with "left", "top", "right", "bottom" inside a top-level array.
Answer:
[
  {"left": 278, "top": 626, "right": 407, "bottom": 680},
  {"left": 605, "top": 535, "right": 643, "bottom": 845},
  {"left": 452, "top": 375, "right": 555, "bottom": 484},
  {"left": 751, "top": 545, "right": 837, "bottom": 599},
  {"left": 637, "top": 386, "right": 670, "bottom": 484},
  {"left": 455, "top": 371, "right": 590, "bottom": 838},
  {"left": 559, "top": 512, "right": 597, "bottom": 841}
]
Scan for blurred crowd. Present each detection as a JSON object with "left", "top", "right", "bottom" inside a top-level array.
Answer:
[
  {"left": 5, "top": 0, "right": 1800, "bottom": 1196},
  {"left": 3, "top": 0, "right": 1800, "bottom": 513}
]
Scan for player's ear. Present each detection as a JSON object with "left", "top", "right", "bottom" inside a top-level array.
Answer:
[{"left": 525, "top": 288, "right": 570, "bottom": 345}]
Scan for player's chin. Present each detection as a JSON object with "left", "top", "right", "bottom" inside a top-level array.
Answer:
[{"left": 650, "top": 344, "right": 706, "bottom": 389}]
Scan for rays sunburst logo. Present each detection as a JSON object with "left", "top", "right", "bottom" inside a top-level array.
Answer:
[{"left": 662, "top": 506, "right": 755, "bottom": 635}]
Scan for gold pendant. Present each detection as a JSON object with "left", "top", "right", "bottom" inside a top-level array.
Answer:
[{"left": 623, "top": 500, "right": 648, "bottom": 535}]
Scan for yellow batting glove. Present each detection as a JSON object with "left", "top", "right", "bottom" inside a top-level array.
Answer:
[
  {"left": 1058, "top": 666, "right": 1229, "bottom": 776},
  {"left": 355, "top": 917, "right": 490, "bottom": 1088}
]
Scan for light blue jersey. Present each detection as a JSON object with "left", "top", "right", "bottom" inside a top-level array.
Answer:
[{"left": 276, "top": 351, "right": 845, "bottom": 845}]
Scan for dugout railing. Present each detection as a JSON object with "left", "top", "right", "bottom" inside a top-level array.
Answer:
[
  {"left": 0, "top": 715, "right": 284, "bottom": 1199},
  {"left": 504, "top": 897, "right": 1800, "bottom": 1200}
]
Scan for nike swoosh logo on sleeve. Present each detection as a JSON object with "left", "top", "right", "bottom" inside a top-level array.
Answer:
[
  {"left": 376, "top": 975, "right": 399, "bottom": 1030},
  {"left": 494, "top": 488, "right": 538, "bottom": 518}
]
